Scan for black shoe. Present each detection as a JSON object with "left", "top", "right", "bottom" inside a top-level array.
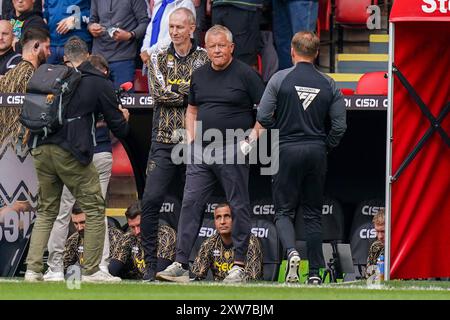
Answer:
[
  {"left": 307, "top": 275, "right": 322, "bottom": 285},
  {"left": 143, "top": 268, "right": 156, "bottom": 282}
]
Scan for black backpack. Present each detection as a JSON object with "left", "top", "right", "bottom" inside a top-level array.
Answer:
[{"left": 19, "top": 63, "right": 82, "bottom": 138}]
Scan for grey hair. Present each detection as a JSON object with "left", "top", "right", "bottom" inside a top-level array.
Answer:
[
  {"left": 169, "top": 7, "right": 196, "bottom": 25},
  {"left": 205, "top": 24, "right": 233, "bottom": 43}
]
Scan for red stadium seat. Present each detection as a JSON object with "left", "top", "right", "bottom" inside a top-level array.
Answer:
[
  {"left": 355, "top": 71, "right": 388, "bottom": 95},
  {"left": 340, "top": 87, "right": 355, "bottom": 96},
  {"left": 329, "top": 0, "right": 379, "bottom": 72},
  {"left": 317, "top": 0, "right": 332, "bottom": 38},
  {"left": 111, "top": 142, "right": 134, "bottom": 176},
  {"left": 134, "top": 69, "right": 149, "bottom": 93}
]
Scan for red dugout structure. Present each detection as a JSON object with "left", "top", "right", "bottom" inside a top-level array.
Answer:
[{"left": 386, "top": 0, "right": 450, "bottom": 279}]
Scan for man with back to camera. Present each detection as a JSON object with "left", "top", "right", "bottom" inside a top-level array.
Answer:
[
  {"left": 156, "top": 24, "right": 265, "bottom": 283},
  {"left": 191, "top": 203, "right": 263, "bottom": 282},
  {"left": 252, "top": 31, "right": 346, "bottom": 285}
]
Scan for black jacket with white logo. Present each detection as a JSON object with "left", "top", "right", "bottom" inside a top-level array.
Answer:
[{"left": 257, "top": 62, "right": 346, "bottom": 149}]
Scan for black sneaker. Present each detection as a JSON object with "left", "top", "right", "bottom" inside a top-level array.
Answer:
[
  {"left": 307, "top": 275, "right": 322, "bottom": 285},
  {"left": 143, "top": 268, "right": 156, "bottom": 282}
]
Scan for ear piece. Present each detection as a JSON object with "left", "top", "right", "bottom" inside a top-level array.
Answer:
[{"left": 34, "top": 42, "right": 39, "bottom": 49}]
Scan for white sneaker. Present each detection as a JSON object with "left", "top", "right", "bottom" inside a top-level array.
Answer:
[
  {"left": 285, "top": 252, "right": 301, "bottom": 283},
  {"left": 156, "top": 262, "right": 189, "bottom": 283},
  {"left": 223, "top": 265, "right": 246, "bottom": 283},
  {"left": 43, "top": 269, "right": 65, "bottom": 282},
  {"left": 24, "top": 270, "right": 43, "bottom": 282},
  {"left": 99, "top": 265, "right": 109, "bottom": 274},
  {"left": 82, "top": 270, "right": 121, "bottom": 283}
]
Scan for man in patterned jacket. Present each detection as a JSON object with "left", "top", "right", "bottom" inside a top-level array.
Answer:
[
  {"left": 191, "top": 203, "right": 263, "bottom": 282},
  {"left": 63, "top": 203, "right": 123, "bottom": 276},
  {"left": 108, "top": 201, "right": 177, "bottom": 280},
  {"left": 140, "top": 7, "right": 209, "bottom": 282},
  {"left": 365, "top": 209, "right": 385, "bottom": 279},
  {"left": 0, "top": 27, "right": 50, "bottom": 149}
]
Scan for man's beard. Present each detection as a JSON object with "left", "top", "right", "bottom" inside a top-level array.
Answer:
[{"left": 37, "top": 49, "right": 47, "bottom": 65}]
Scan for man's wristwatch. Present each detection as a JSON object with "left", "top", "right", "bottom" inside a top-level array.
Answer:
[{"left": 129, "top": 31, "right": 136, "bottom": 41}]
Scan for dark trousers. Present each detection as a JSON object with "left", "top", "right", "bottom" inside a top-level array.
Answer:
[
  {"left": 141, "top": 142, "right": 185, "bottom": 270},
  {"left": 175, "top": 144, "right": 251, "bottom": 265},
  {"left": 273, "top": 142, "right": 327, "bottom": 275}
]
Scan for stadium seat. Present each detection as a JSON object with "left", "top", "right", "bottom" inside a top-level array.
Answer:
[
  {"left": 188, "top": 218, "right": 216, "bottom": 263},
  {"left": 250, "top": 197, "right": 276, "bottom": 222},
  {"left": 107, "top": 216, "right": 122, "bottom": 230},
  {"left": 295, "top": 196, "right": 346, "bottom": 242},
  {"left": 111, "top": 142, "right": 134, "bottom": 176},
  {"left": 340, "top": 87, "right": 355, "bottom": 95},
  {"left": 134, "top": 69, "right": 149, "bottom": 93},
  {"left": 158, "top": 194, "right": 182, "bottom": 231},
  {"left": 348, "top": 198, "right": 384, "bottom": 278},
  {"left": 250, "top": 218, "right": 281, "bottom": 281},
  {"left": 355, "top": 71, "right": 388, "bottom": 95},
  {"left": 350, "top": 198, "right": 385, "bottom": 233},
  {"left": 202, "top": 194, "right": 227, "bottom": 220},
  {"left": 349, "top": 220, "right": 376, "bottom": 278},
  {"left": 329, "top": 0, "right": 379, "bottom": 71}
]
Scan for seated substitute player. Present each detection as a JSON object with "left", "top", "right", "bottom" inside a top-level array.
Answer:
[
  {"left": 108, "top": 201, "right": 177, "bottom": 280},
  {"left": 62, "top": 203, "right": 123, "bottom": 278},
  {"left": 190, "top": 203, "right": 263, "bottom": 282},
  {"left": 365, "top": 209, "right": 385, "bottom": 279}
]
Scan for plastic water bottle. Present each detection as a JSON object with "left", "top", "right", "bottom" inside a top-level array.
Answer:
[{"left": 377, "top": 254, "right": 385, "bottom": 281}]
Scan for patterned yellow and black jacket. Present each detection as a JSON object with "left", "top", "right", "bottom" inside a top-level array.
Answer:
[
  {"left": 148, "top": 40, "right": 209, "bottom": 144},
  {"left": 191, "top": 233, "right": 263, "bottom": 281},
  {"left": 0, "top": 60, "right": 34, "bottom": 148},
  {"left": 365, "top": 240, "right": 384, "bottom": 279},
  {"left": 114, "top": 224, "right": 177, "bottom": 279},
  {"left": 63, "top": 227, "right": 124, "bottom": 271}
]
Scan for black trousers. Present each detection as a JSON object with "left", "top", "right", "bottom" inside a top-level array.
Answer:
[
  {"left": 175, "top": 144, "right": 251, "bottom": 265},
  {"left": 273, "top": 142, "right": 327, "bottom": 275},
  {"left": 141, "top": 142, "right": 185, "bottom": 270}
]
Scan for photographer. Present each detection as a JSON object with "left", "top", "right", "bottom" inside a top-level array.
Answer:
[
  {"left": 88, "top": 0, "right": 149, "bottom": 88},
  {"left": 25, "top": 37, "right": 129, "bottom": 282}
]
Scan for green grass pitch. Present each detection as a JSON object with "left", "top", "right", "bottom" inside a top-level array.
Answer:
[{"left": 1, "top": 279, "right": 450, "bottom": 300}]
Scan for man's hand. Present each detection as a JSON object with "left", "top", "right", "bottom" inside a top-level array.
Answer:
[
  {"left": 88, "top": 23, "right": 105, "bottom": 37},
  {"left": 140, "top": 51, "right": 150, "bottom": 65},
  {"left": 119, "top": 106, "right": 130, "bottom": 122},
  {"left": 56, "top": 16, "right": 77, "bottom": 35},
  {"left": 113, "top": 28, "right": 132, "bottom": 42},
  {"left": 239, "top": 138, "right": 255, "bottom": 156}
]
